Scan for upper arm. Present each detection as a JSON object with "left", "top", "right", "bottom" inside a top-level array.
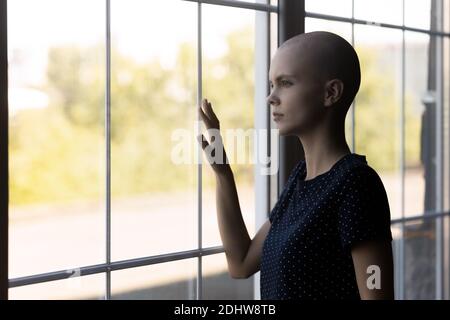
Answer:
[
  {"left": 238, "top": 219, "right": 271, "bottom": 278},
  {"left": 351, "top": 239, "right": 394, "bottom": 300},
  {"left": 337, "top": 166, "right": 393, "bottom": 250}
]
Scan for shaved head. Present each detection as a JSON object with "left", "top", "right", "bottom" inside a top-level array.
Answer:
[
  {"left": 279, "top": 31, "right": 361, "bottom": 113},
  {"left": 267, "top": 31, "right": 361, "bottom": 136}
]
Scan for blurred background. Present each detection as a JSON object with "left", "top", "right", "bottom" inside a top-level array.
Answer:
[{"left": 5, "top": 0, "right": 450, "bottom": 299}]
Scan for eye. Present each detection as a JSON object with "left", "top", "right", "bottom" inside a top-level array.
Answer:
[{"left": 269, "top": 79, "right": 292, "bottom": 89}]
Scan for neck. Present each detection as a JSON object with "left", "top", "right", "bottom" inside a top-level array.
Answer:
[{"left": 297, "top": 119, "right": 351, "bottom": 180}]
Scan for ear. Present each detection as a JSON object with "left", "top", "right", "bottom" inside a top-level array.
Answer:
[{"left": 324, "top": 79, "right": 344, "bottom": 108}]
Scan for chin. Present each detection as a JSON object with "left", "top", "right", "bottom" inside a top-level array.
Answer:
[
  {"left": 277, "top": 127, "right": 295, "bottom": 137},
  {"left": 275, "top": 123, "right": 298, "bottom": 136}
]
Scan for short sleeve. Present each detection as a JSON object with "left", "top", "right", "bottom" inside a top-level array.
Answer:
[
  {"left": 337, "top": 165, "right": 393, "bottom": 251},
  {"left": 269, "top": 161, "right": 303, "bottom": 223}
]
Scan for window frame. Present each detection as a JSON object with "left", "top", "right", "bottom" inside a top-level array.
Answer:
[
  {"left": 0, "top": 0, "right": 9, "bottom": 301},
  {"left": 3, "top": 0, "right": 450, "bottom": 301}
]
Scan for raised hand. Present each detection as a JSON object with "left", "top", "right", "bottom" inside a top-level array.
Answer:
[{"left": 197, "top": 98, "right": 230, "bottom": 175}]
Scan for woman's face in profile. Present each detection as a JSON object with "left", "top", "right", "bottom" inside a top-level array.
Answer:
[{"left": 267, "top": 46, "right": 326, "bottom": 136}]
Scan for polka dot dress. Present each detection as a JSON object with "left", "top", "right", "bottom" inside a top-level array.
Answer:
[{"left": 260, "top": 153, "right": 393, "bottom": 300}]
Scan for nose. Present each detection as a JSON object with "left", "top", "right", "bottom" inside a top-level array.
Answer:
[{"left": 266, "top": 91, "right": 280, "bottom": 106}]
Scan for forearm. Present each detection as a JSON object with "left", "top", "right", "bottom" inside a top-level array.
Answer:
[
  {"left": 197, "top": 97, "right": 252, "bottom": 277},
  {"left": 215, "top": 166, "right": 252, "bottom": 277}
]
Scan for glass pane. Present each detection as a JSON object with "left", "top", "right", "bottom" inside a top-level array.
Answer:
[
  {"left": 201, "top": 4, "right": 256, "bottom": 247},
  {"left": 305, "top": 18, "right": 353, "bottom": 43},
  {"left": 404, "top": 32, "right": 434, "bottom": 218},
  {"left": 405, "top": 0, "right": 449, "bottom": 32},
  {"left": 9, "top": 273, "right": 105, "bottom": 300},
  {"left": 305, "top": 18, "right": 354, "bottom": 150},
  {"left": 404, "top": 0, "right": 432, "bottom": 30},
  {"left": 354, "top": 0, "right": 403, "bottom": 26},
  {"left": 445, "top": 0, "right": 450, "bottom": 33},
  {"left": 443, "top": 36, "right": 450, "bottom": 213},
  {"left": 391, "top": 222, "right": 402, "bottom": 299},
  {"left": 269, "top": 11, "right": 278, "bottom": 210},
  {"left": 305, "top": 0, "right": 352, "bottom": 19},
  {"left": 403, "top": 219, "right": 437, "bottom": 299},
  {"left": 202, "top": 253, "right": 254, "bottom": 299},
  {"left": 110, "top": 0, "right": 198, "bottom": 260},
  {"left": 444, "top": 216, "right": 450, "bottom": 297},
  {"left": 111, "top": 259, "right": 197, "bottom": 299},
  {"left": 8, "top": 0, "right": 105, "bottom": 278},
  {"left": 354, "top": 25, "right": 403, "bottom": 220},
  {"left": 270, "top": 12, "right": 278, "bottom": 62}
]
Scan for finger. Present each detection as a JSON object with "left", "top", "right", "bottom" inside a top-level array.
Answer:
[
  {"left": 198, "top": 105, "right": 212, "bottom": 128},
  {"left": 204, "top": 99, "right": 219, "bottom": 122},
  {"left": 201, "top": 99, "right": 212, "bottom": 120}
]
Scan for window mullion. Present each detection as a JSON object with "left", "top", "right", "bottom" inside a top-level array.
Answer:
[{"left": 105, "top": 0, "right": 112, "bottom": 301}]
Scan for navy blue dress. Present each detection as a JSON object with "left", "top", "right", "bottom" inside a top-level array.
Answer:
[{"left": 260, "top": 153, "right": 393, "bottom": 300}]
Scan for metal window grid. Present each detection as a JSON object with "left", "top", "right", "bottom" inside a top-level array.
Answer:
[{"left": 1, "top": 0, "right": 449, "bottom": 300}]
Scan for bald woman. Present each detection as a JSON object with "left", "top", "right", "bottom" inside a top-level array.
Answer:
[{"left": 197, "top": 31, "right": 394, "bottom": 300}]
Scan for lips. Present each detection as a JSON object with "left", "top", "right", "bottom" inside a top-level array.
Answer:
[{"left": 272, "top": 112, "right": 284, "bottom": 121}]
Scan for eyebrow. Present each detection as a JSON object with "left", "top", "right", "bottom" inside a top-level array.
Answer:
[{"left": 268, "top": 74, "right": 296, "bottom": 84}]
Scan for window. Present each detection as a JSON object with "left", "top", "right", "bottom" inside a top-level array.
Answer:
[
  {"left": 6, "top": 0, "right": 449, "bottom": 301},
  {"left": 6, "top": 0, "right": 277, "bottom": 299}
]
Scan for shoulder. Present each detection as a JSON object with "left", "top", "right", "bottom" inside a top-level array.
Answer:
[
  {"left": 342, "top": 164, "right": 382, "bottom": 185},
  {"left": 333, "top": 155, "right": 388, "bottom": 200},
  {"left": 335, "top": 154, "right": 383, "bottom": 186}
]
